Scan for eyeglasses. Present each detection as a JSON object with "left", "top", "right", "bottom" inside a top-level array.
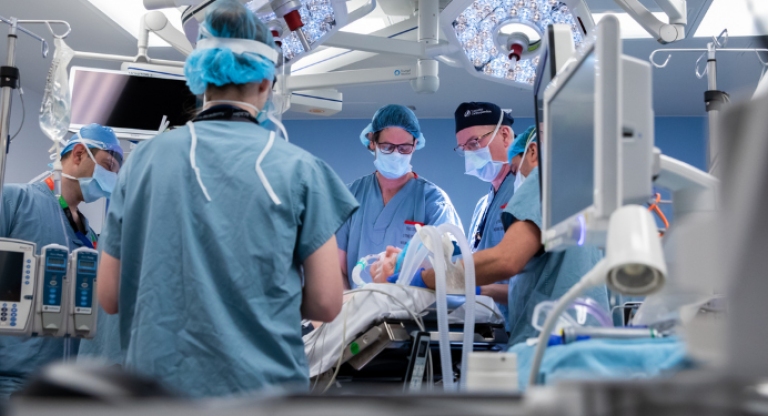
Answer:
[
  {"left": 377, "top": 141, "right": 415, "bottom": 155},
  {"left": 454, "top": 129, "right": 496, "bottom": 156}
]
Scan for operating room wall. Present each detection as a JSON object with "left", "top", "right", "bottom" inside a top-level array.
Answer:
[{"left": 284, "top": 116, "right": 709, "bottom": 233}]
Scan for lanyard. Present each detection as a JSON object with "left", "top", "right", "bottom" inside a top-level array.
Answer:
[
  {"left": 472, "top": 173, "right": 511, "bottom": 249},
  {"left": 45, "top": 177, "right": 96, "bottom": 249},
  {"left": 193, "top": 105, "right": 260, "bottom": 124}
]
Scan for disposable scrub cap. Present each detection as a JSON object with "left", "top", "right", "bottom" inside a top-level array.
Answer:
[
  {"left": 61, "top": 123, "right": 124, "bottom": 166},
  {"left": 508, "top": 125, "right": 537, "bottom": 163},
  {"left": 359, "top": 104, "right": 426, "bottom": 151},
  {"left": 184, "top": 0, "right": 278, "bottom": 95}
]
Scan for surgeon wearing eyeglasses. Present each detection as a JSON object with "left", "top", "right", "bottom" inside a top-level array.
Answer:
[
  {"left": 451, "top": 102, "right": 518, "bottom": 325},
  {"left": 336, "top": 104, "right": 463, "bottom": 289}
]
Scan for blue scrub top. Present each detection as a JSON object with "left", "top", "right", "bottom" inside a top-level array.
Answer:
[
  {"left": 0, "top": 182, "right": 96, "bottom": 398},
  {"left": 503, "top": 167, "right": 609, "bottom": 346},
  {"left": 336, "top": 173, "right": 462, "bottom": 287},
  {"left": 467, "top": 173, "right": 516, "bottom": 324},
  {"left": 99, "top": 120, "right": 358, "bottom": 398}
]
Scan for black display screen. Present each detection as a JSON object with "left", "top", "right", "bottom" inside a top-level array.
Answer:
[
  {"left": 0, "top": 251, "right": 24, "bottom": 302},
  {"left": 48, "top": 258, "right": 66, "bottom": 265},
  {"left": 70, "top": 69, "right": 198, "bottom": 131},
  {"left": 80, "top": 261, "right": 95, "bottom": 268}
]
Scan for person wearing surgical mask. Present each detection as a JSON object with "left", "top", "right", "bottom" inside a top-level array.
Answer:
[
  {"left": 453, "top": 102, "right": 517, "bottom": 326},
  {"left": 336, "top": 104, "right": 463, "bottom": 289},
  {"left": 0, "top": 123, "right": 123, "bottom": 398},
  {"left": 380, "top": 125, "right": 609, "bottom": 347},
  {"left": 93, "top": 0, "right": 358, "bottom": 397}
]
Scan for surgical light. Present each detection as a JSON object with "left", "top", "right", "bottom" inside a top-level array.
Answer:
[
  {"left": 247, "top": 0, "right": 343, "bottom": 63},
  {"left": 445, "top": 0, "right": 586, "bottom": 88}
]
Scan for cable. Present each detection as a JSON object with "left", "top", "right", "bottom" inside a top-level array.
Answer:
[
  {"left": 647, "top": 193, "right": 669, "bottom": 236},
  {"left": 10, "top": 75, "right": 25, "bottom": 142}
]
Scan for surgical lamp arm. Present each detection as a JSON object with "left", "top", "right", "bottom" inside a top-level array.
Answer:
[
  {"left": 138, "top": 11, "right": 194, "bottom": 57},
  {"left": 613, "top": 0, "right": 686, "bottom": 44},
  {"left": 287, "top": 65, "right": 417, "bottom": 90}
]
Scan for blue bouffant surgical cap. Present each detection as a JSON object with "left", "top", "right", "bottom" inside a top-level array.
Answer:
[
  {"left": 61, "top": 123, "right": 123, "bottom": 166},
  {"left": 359, "top": 105, "right": 426, "bottom": 151},
  {"left": 184, "top": 0, "right": 277, "bottom": 95},
  {"left": 508, "top": 125, "right": 537, "bottom": 163}
]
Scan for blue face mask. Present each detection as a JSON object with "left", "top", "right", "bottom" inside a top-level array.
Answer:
[
  {"left": 64, "top": 146, "right": 117, "bottom": 203},
  {"left": 374, "top": 148, "right": 413, "bottom": 179},
  {"left": 464, "top": 113, "right": 507, "bottom": 183}
]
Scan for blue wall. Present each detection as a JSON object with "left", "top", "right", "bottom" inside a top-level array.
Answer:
[{"left": 284, "top": 116, "right": 707, "bottom": 232}]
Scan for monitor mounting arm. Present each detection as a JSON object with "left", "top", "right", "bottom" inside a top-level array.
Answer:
[
  {"left": 613, "top": 0, "right": 686, "bottom": 44},
  {"left": 137, "top": 11, "right": 194, "bottom": 59}
]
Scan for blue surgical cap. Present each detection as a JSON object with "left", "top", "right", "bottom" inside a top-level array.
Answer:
[
  {"left": 359, "top": 105, "right": 426, "bottom": 151},
  {"left": 62, "top": 123, "right": 124, "bottom": 165},
  {"left": 508, "top": 125, "right": 537, "bottom": 163},
  {"left": 184, "top": 0, "right": 277, "bottom": 95}
]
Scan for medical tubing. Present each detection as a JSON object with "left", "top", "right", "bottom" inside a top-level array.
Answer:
[
  {"left": 256, "top": 131, "right": 282, "bottom": 205},
  {"left": 437, "top": 223, "right": 475, "bottom": 391},
  {"left": 28, "top": 170, "right": 51, "bottom": 184},
  {"left": 573, "top": 298, "right": 613, "bottom": 328},
  {"left": 398, "top": 230, "right": 428, "bottom": 286},
  {"left": 421, "top": 226, "right": 454, "bottom": 391},
  {"left": 186, "top": 122, "right": 212, "bottom": 202},
  {"left": 528, "top": 260, "right": 606, "bottom": 387}
]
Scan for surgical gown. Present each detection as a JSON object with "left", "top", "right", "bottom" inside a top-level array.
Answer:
[
  {"left": 336, "top": 173, "right": 462, "bottom": 287},
  {"left": 99, "top": 120, "right": 358, "bottom": 398},
  {"left": 467, "top": 173, "right": 516, "bottom": 324},
  {"left": 0, "top": 182, "right": 96, "bottom": 398},
  {"left": 502, "top": 167, "right": 609, "bottom": 346}
]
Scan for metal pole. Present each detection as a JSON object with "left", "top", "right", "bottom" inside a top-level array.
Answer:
[
  {"left": 0, "top": 17, "right": 18, "bottom": 219},
  {"left": 706, "top": 42, "right": 719, "bottom": 173}
]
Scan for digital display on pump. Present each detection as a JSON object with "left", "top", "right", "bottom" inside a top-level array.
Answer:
[
  {"left": 0, "top": 251, "right": 25, "bottom": 302},
  {"left": 80, "top": 261, "right": 95, "bottom": 269}
]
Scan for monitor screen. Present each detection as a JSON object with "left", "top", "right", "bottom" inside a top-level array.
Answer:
[
  {"left": 0, "top": 251, "right": 25, "bottom": 302},
  {"left": 80, "top": 261, "right": 95, "bottom": 269},
  {"left": 547, "top": 49, "right": 595, "bottom": 227},
  {"left": 70, "top": 69, "right": 197, "bottom": 132},
  {"left": 48, "top": 258, "right": 66, "bottom": 266}
]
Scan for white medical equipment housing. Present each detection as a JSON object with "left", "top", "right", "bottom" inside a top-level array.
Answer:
[
  {"left": 35, "top": 244, "right": 71, "bottom": 338},
  {"left": 439, "top": 0, "right": 595, "bottom": 90},
  {"left": 541, "top": 14, "right": 654, "bottom": 251},
  {"left": 68, "top": 247, "right": 99, "bottom": 339},
  {"left": 68, "top": 66, "right": 197, "bottom": 140},
  {"left": 0, "top": 238, "right": 37, "bottom": 334}
]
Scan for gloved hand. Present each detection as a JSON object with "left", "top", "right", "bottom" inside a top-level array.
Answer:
[
  {"left": 371, "top": 246, "right": 402, "bottom": 283},
  {"left": 387, "top": 268, "right": 427, "bottom": 288}
]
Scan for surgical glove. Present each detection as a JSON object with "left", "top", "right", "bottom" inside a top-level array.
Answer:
[
  {"left": 371, "top": 246, "right": 402, "bottom": 283},
  {"left": 387, "top": 268, "right": 428, "bottom": 288}
]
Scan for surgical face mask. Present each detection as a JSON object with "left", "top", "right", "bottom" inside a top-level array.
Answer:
[
  {"left": 464, "top": 112, "right": 507, "bottom": 183},
  {"left": 63, "top": 146, "right": 117, "bottom": 203},
  {"left": 374, "top": 147, "right": 413, "bottom": 179}
]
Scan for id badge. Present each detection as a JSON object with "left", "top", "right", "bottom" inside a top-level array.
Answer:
[{"left": 401, "top": 220, "right": 424, "bottom": 247}]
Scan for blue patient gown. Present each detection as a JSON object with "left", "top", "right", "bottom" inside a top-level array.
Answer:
[
  {"left": 0, "top": 182, "right": 97, "bottom": 398},
  {"left": 336, "top": 173, "right": 462, "bottom": 287},
  {"left": 467, "top": 173, "right": 516, "bottom": 325},
  {"left": 502, "top": 167, "right": 609, "bottom": 346},
  {"left": 99, "top": 120, "right": 358, "bottom": 398}
]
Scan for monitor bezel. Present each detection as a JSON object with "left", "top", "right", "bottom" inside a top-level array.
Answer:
[{"left": 68, "top": 66, "right": 193, "bottom": 140}]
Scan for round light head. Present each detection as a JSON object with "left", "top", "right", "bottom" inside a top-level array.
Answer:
[
  {"left": 607, "top": 263, "right": 665, "bottom": 296},
  {"left": 604, "top": 205, "right": 668, "bottom": 296}
]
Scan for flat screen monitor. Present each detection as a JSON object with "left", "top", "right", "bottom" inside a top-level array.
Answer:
[
  {"left": 546, "top": 49, "right": 595, "bottom": 227},
  {"left": 541, "top": 15, "right": 622, "bottom": 250},
  {"left": 69, "top": 67, "right": 198, "bottom": 140},
  {"left": 0, "top": 251, "right": 25, "bottom": 302}
]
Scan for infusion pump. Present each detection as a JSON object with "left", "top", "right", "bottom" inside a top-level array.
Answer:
[{"left": 0, "top": 238, "right": 99, "bottom": 339}]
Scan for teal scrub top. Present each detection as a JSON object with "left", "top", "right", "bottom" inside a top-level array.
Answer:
[
  {"left": 0, "top": 182, "right": 97, "bottom": 398},
  {"left": 336, "top": 173, "right": 462, "bottom": 287},
  {"left": 467, "top": 173, "right": 516, "bottom": 324},
  {"left": 99, "top": 120, "right": 359, "bottom": 398},
  {"left": 502, "top": 167, "right": 609, "bottom": 346}
]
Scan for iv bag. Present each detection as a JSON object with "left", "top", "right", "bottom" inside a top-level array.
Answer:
[{"left": 39, "top": 37, "right": 75, "bottom": 146}]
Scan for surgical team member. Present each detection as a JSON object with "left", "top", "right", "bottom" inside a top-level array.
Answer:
[
  {"left": 336, "top": 105, "right": 462, "bottom": 289},
  {"left": 393, "top": 129, "right": 609, "bottom": 345},
  {"left": 0, "top": 124, "right": 122, "bottom": 398},
  {"left": 95, "top": 0, "right": 358, "bottom": 398},
  {"left": 454, "top": 102, "right": 516, "bottom": 322}
]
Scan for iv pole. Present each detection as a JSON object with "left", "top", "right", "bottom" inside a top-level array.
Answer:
[{"left": 650, "top": 29, "right": 768, "bottom": 176}]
